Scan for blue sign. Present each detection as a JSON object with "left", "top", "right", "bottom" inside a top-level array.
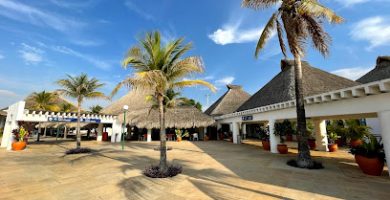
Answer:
[
  {"left": 242, "top": 115, "right": 253, "bottom": 121},
  {"left": 48, "top": 117, "right": 101, "bottom": 123}
]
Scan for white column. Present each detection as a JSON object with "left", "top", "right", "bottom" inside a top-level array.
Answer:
[
  {"left": 203, "top": 127, "right": 207, "bottom": 140},
  {"left": 378, "top": 110, "right": 390, "bottom": 176},
  {"left": 96, "top": 123, "right": 103, "bottom": 141},
  {"left": 43, "top": 127, "right": 47, "bottom": 137},
  {"left": 314, "top": 119, "right": 329, "bottom": 151},
  {"left": 232, "top": 122, "right": 240, "bottom": 144},
  {"left": 269, "top": 119, "right": 279, "bottom": 153},
  {"left": 1, "top": 101, "right": 25, "bottom": 149},
  {"left": 111, "top": 121, "right": 122, "bottom": 143},
  {"left": 147, "top": 129, "right": 152, "bottom": 142},
  {"left": 242, "top": 123, "right": 247, "bottom": 140},
  {"left": 216, "top": 123, "right": 222, "bottom": 140}
]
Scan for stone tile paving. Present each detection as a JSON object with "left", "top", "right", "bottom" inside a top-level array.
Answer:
[{"left": 0, "top": 139, "right": 389, "bottom": 200}]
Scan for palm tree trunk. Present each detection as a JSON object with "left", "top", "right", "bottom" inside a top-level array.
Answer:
[
  {"left": 43, "top": 127, "right": 47, "bottom": 137},
  {"left": 158, "top": 94, "right": 168, "bottom": 172},
  {"left": 63, "top": 126, "right": 67, "bottom": 139},
  {"left": 76, "top": 100, "right": 81, "bottom": 149},
  {"left": 37, "top": 122, "right": 41, "bottom": 142},
  {"left": 294, "top": 54, "right": 313, "bottom": 168}
]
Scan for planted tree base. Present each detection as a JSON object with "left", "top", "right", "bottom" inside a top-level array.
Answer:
[
  {"left": 143, "top": 164, "right": 182, "bottom": 178},
  {"left": 287, "top": 159, "right": 324, "bottom": 170},
  {"left": 65, "top": 148, "right": 92, "bottom": 155}
]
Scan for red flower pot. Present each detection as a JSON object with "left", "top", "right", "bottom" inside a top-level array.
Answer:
[
  {"left": 286, "top": 135, "right": 293, "bottom": 141},
  {"left": 355, "top": 155, "right": 384, "bottom": 176},
  {"left": 328, "top": 144, "right": 338, "bottom": 152},
  {"left": 308, "top": 139, "right": 316, "bottom": 150},
  {"left": 277, "top": 144, "right": 288, "bottom": 154},
  {"left": 262, "top": 140, "right": 270, "bottom": 151},
  {"left": 350, "top": 139, "right": 363, "bottom": 148},
  {"left": 12, "top": 141, "right": 26, "bottom": 151}
]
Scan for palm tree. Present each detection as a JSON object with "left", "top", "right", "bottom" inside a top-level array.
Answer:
[
  {"left": 59, "top": 103, "right": 74, "bottom": 112},
  {"left": 30, "top": 91, "right": 58, "bottom": 111},
  {"left": 243, "top": 0, "right": 343, "bottom": 168},
  {"left": 90, "top": 105, "right": 103, "bottom": 114},
  {"left": 57, "top": 73, "right": 106, "bottom": 149},
  {"left": 30, "top": 91, "right": 59, "bottom": 141},
  {"left": 112, "top": 31, "right": 216, "bottom": 172}
]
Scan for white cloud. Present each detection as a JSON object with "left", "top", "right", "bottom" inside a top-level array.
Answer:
[
  {"left": 49, "top": 45, "right": 111, "bottom": 70},
  {"left": 0, "top": 0, "right": 84, "bottom": 33},
  {"left": 350, "top": 16, "right": 390, "bottom": 49},
  {"left": 332, "top": 67, "right": 373, "bottom": 80},
  {"left": 203, "top": 75, "right": 214, "bottom": 80},
  {"left": 124, "top": 0, "right": 154, "bottom": 20},
  {"left": 0, "top": 53, "right": 4, "bottom": 60},
  {"left": 0, "top": 89, "right": 18, "bottom": 97},
  {"left": 215, "top": 76, "right": 235, "bottom": 85},
  {"left": 208, "top": 24, "right": 272, "bottom": 45},
  {"left": 334, "top": 0, "right": 390, "bottom": 7},
  {"left": 70, "top": 39, "right": 104, "bottom": 47},
  {"left": 19, "top": 43, "right": 44, "bottom": 65}
]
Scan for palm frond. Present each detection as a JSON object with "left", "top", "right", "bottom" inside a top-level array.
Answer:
[
  {"left": 302, "top": 14, "right": 331, "bottom": 57},
  {"left": 173, "top": 80, "right": 216, "bottom": 93},
  {"left": 255, "top": 11, "right": 278, "bottom": 58},
  {"left": 299, "top": 0, "right": 344, "bottom": 24},
  {"left": 276, "top": 19, "right": 287, "bottom": 58},
  {"left": 242, "top": 0, "right": 280, "bottom": 10}
]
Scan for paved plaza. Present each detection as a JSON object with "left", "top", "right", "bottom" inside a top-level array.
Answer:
[{"left": 0, "top": 139, "right": 389, "bottom": 200}]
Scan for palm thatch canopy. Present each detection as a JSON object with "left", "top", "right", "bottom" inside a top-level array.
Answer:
[
  {"left": 104, "top": 90, "right": 214, "bottom": 129},
  {"left": 357, "top": 56, "right": 390, "bottom": 84},
  {"left": 117, "top": 106, "right": 215, "bottom": 129},
  {"left": 24, "top": 92, "right": 77, "bottom": 111},
  {"left": 101, "top": 90, "right": 152, "bottom": 115},
  {"left": 205, "top": 85, "right": 251, "bottom": 117},
  {"left": 0, "top": 110, "right": 7, "bottom": 116},
  {"left": 237, "top": 59, "right": 359, "bottom": 112}
]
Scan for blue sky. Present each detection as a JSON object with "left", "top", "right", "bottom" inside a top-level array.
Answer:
[{"left": 0, "top": 0, "right": 389, "bottom": 110}]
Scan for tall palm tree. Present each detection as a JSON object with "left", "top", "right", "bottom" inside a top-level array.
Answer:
[
  {"left": 112, "top": 31, "right": 216, "bottom": 172},
  {"left": 30, "top": 91, "right": 58, "bottom": 111},
  {"left": 243, "top": 0, "right": 343, "bottom": 168},
  {"left": 59, "top": 103, "right": 74, "bottom": 112},
  {"left": 57, "top": 73, "right": 106, "bottom": 149},
  {"left": 90, "top": 105, "right": 103, "bottom": 114}
]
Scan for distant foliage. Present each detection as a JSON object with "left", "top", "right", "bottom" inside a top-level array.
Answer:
[{"left": 143, "top": 164, "right": 182, "bottom": 178}]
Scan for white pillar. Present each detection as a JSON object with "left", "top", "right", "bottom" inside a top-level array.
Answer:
[
  {"left": 268, "top": 119, "right": 279, "bottom": 153},
  {"left": 314, "top": 119, "right": 329, "bottom": 151},
  {"left": 378, "top": 110, "right": 390, "bottom": 176},
  {"left": 232, "top": 122, "right": 240, "bottom": 144},
  {"left": 242, "top": 123, "right": 247, "bottom": 140},
  {"left": 111, "top": 121, "right": 122, "bottom": 143},
  {"left": 147, "top": 129, "right": 152, "bottom": 142},
  {"left": 1, "top": 101, "right": 25, "bottom": 150},
  {"left": 203, "top": 127, "right": 207, "bottom": 140},
  {"left": 96, "top": 123, "right": 103, "bottom": 141},
  {"left": 216, "top": 123, "right": 222, "bottom": 140},
  {"left": 43, "top": 127, "right": 47, "bottom": 137}
]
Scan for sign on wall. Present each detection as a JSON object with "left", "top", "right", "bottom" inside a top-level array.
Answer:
[
  {"left": 242, "top": 115, "right": 253, "bottom": 121},
  {"left": 48, "top": 117, "right": 101, "bottom": 123}
]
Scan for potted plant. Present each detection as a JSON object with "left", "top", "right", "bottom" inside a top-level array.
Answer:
[
  {"left": 345, "top": 120, "right": 370, "bottom": 148},
  {"left": 350, "top": 135, "right": 385, "bottom": 176},
  {"left": 259, "top": 126, "right": 270, "bottom": 151},
  {"left": 12, "top": 126, "right": 28, "bottom": 151},
  {"left": 328, "top": 132, "right": 340, "bottom": 152},
  {"left": 274, "top": 120, "right": 290, "bottom": 154},
  {"left": 307, "top": 131, "right": 316, "bottom": 150},
  {"left": 175, "top": 129, "right": 189, "bottom": 142}
]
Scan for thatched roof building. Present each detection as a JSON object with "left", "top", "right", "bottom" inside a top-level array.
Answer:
[
  {"left": 357, "top": 56, "right": 390, "bottom": 84},
  {"left": 205, "top": 84, "right": 251, "bottom": 117},
  {"left": 103, "top": 90, "right": 215, "bottom": 129},
  {"left": 0, "top": 110, "right": 7, "bottom": 116},
  {"left": 237, "top": 59, "right": 359, "bottom": 112}
]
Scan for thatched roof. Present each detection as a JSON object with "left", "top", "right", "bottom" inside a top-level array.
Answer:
[
  {"left": 101, "top": 90, "right": 152, "bottom": 115},
  {"left": 205, "top": 84, "right": 251, "bottom": 116},
  {"left": 237, "top": 59, "right": 359, "bottom": 112},
  {"left": 24, "top": 92, "right": 77, "bottom": 111},
  {"left": 0, "top": 110, "right": 7, "bottom": 116},
  {"left": 357, "top": 56, "right": 390, "bottom": 84},
  {"left": 117, "top": 106, "right": 215, "bottom": 129}
]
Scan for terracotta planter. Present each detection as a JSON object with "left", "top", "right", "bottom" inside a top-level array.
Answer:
[
  {"left": 355, "top": 155, "right": 384, "bottom": 176},
  {"left": 177, "top": 137, "right": 182, "bottom": 142},
  {"left": 328, "top": 143, "right": 338, "bottom": 152},
  {"left": 277, "top": 144, "right": 288, "bottom": 154},
  {"left": 286, "top": 135, "right": 293, "bottom": 141},
  {"left": 12, "top": 141, "right": 26, "bottom": 151},
  {"left": 262, "top": 140, "right": 270, "bottom": 151},
  {"left": 350, "top": 139, "right": 363, "bottom": 148},
  {"left": 308, "top": 139, "right": 316, "bottom": 150},
  {"left": 204, "top": 136, "right": 209, "bottom": 141}
]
